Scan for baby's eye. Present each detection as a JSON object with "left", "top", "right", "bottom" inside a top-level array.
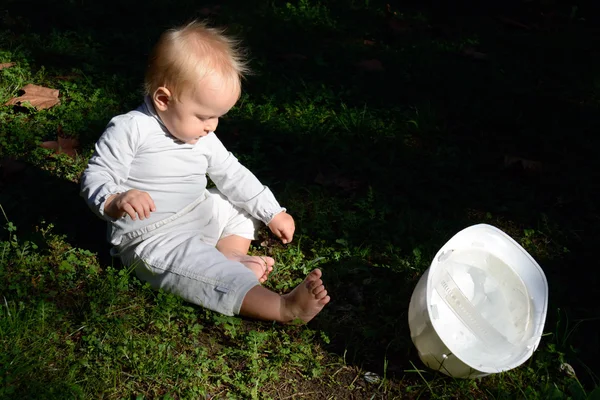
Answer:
[{"left": 198, "top": 115, "right": 220, "bottom": 121}]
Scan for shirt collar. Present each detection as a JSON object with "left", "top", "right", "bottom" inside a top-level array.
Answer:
[{"left": 142, "top": 96, "right": 167, "bottom": 129}]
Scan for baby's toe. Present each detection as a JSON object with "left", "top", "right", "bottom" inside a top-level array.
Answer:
[
  {"left": 315, "top": 288, "right": 328, "bottom": 299},
  {"left": 309, "top": 269, "right": 322, "bottom": 279},
  {"left": 264, "top": 256, "right": 275, "bottom": 266},
  {"left": 307, "top": 279, "right": 323, "bottom": 290},
  {"left": 312, "top": 284, "right": 326, "bottom": 295}
]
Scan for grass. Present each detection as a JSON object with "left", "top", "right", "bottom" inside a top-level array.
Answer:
[{"left": 1, "top": 0, "right": 600, "bottom": 398}]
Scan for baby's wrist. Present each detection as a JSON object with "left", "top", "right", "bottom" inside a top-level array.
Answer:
[
  {"left": 103, "top": 193, "right": 121, "bottom": 218},
  {"left": 265, "top": 208, "right": 287, "bottom": 226}
]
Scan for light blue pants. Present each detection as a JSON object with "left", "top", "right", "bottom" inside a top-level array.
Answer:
[{"left": 117, "top": 189, "right": 261, "bottom": 315}]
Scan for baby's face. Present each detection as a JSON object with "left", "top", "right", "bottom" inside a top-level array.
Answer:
[{"left": 159, "top": 74, "right": 239, "bottom": 144}]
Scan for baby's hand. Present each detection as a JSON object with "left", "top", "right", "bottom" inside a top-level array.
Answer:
[
  {"left": 268, "top": 211, "right": 295, "bottom": 244},
  {"left": 105, "top": 189, "right": 156, "bottom": 220}
]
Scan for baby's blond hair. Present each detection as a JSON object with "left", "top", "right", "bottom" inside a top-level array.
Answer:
[{"left": 144, "top": 20, "right": 249, "bottom": 100}]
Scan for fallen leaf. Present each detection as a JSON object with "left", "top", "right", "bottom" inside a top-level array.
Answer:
[
  {"left": 356, "top": 59, "right": 384, "bottom": 72},
  {"left": 462, "top": 47, "right": 488, "bottom": 60},
  {"left": 504, "top": 155, "right": 543, "bottom": 173},
  {"left": 364, "top": 371, "right": 381, "bottom": 384},
  {"left": 498, "top": 16, "right": 532, "bottom": 30},
  {"left": 40, "top": 136, "right": 80, "bottom": 158},
  {"left": 403, "top": 135, "right": 424, "bottom": 149},
  {"left": 0, "top": 62, "right": 15, "bottom": 70},
  {"left": 5, "top": 84, "right": 61, "bottom": 110},
  {"left": 256, "top": 235, "right": 276, "bottom": 256},
  {"left": 560, "top": 362, "right": 577, "bottom": 378},
  {"left": 388, "top": 18, "right": 411, "bottom": 35}
]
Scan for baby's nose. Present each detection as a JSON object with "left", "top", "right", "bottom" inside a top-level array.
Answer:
[{"left": 205, "top": 119, "right": 218, "bottom": 133}]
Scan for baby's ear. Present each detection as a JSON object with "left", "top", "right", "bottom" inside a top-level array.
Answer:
[{"left": 153, "top": 87, "right": 172, "bottom": 111}]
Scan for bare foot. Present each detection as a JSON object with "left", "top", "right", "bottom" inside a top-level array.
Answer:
[
  {"left": 282, "top": 269, "right": 330, "bottom": 323},
  {"left": 226, "top": 253, "right": 275, "bottom": 283}
]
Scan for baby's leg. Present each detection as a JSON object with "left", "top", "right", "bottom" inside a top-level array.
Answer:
[
  {"left": 121, "top": 231, "right": 261, "bottom": 316},
  {"left": 207, "top": 188, "right": 274, "bottom": 282},
  {"left": 240, "top": 269, "right": 330, "bottom": 323},
  {"left": 217, "top": 235, "right": 274, "bottom": 283},
  {"left": 119, "top": 227, "right": 329, "bottom": 322}
]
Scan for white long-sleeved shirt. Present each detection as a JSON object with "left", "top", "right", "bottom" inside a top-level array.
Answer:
[{"left": 80, "top": 97, "right": 285, "bottom": 246}]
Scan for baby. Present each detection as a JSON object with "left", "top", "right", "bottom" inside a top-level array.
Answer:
[{"left": 80, "top": 20, "right": 330, "bottom": 323}]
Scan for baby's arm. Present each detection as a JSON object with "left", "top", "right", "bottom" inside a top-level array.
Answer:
[
  {"left": 204, "top": 133, "right": 293, "bottom": 242},
  {"left": 80, "top": 115, "right": 154, "bottom": 221}
]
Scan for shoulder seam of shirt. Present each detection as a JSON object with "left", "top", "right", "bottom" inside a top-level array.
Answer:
[{"left": 108, "top": 111, "right": 146, "bottom": 154}]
